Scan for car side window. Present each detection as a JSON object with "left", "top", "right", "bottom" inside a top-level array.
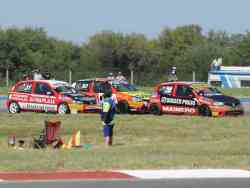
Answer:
[
  {"left": 15, "top": 82, "right": 33, "bottom": 93},
  {"left": 76, "top": 81, "right": 89, "bottom": 91},
  {"left": 35, "top": 83, "right": 53, "bottom": 95},
  {"left": 159, "top": 85, "right": 173, "bottom": 96},
  {"left": 176, "top": 85, "right": 193, "bottom": 97}
]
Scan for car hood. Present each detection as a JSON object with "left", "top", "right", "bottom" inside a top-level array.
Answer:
[
  {"left": 208, "top": 95, "right": 241, "bottom": 106},
  {"left": 64, "top": 93, "right": 96, "bottom": 104},
  {"left": 124, "top": 91, "right": 150, "bottom": 100}
]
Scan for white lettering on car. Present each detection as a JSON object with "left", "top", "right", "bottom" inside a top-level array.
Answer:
[
  {"left": 19, "top": 102, "right": 57, "bottom": 112},
  {"left": 29, "top": 97, "right": 55, "bottom": 104},
  {"left": 161, "top": 97, "right": 196, "bottom": 106},
  {"left": 162, "top": 106, "right": 196, "bottom": 113}
]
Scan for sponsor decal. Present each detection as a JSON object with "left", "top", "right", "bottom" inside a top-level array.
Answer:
[
  {"left": 160, "top": 97, "right": 196, "bottom": 107},
  {"left": 162, "top": 106, "right": 196, "bottom": 113},
  {"left": 9, "top": 93, "right": 28, "bottom": 102},
  {"left": 29, "top": 97, "right": 55, "bottom": 104},
  {"left": 19, "top": 102, "right": 57, "bottom": 112}
]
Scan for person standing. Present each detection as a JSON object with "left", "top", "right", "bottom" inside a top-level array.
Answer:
[
  {"left": 167, "top": 66, "right": 178, "bottom": 82},
  {"left": 100, "top": 82, "right": 116, "bottom": 146}
]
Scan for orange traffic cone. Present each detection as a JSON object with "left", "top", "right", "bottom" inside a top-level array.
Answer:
[{"left": 67, "top": 130, "right": 81, "bottom": 149}]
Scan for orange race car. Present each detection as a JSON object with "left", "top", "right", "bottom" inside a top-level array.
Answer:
[
  {"left": 72, "top": 78, "right": 148, "bottom": 113},
  {"left": 148, "top": 81, "right": 244, "bottom": 117}
]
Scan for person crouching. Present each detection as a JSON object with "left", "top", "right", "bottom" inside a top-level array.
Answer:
[{"left": 100, "top": 82, "right": 116, "bottom": 146}]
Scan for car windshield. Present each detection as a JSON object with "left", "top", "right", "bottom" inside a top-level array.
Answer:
[
  {"left": 113, "top": 84, "right": 130, "bottom": 92},
  {"left": 55, "top": 85, "right": 78, "bottom": 94},
  {"left": 197, "top": 87, "right": 222, "bottom": 97},
  {"left": 125, "top": 84, "right": 137, "bottom": 91}
]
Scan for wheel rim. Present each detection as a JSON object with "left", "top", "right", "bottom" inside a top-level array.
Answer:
[
  {"left": 58, "top": 104, "right": 68, "bottom": 114},
  {"left": 9, "top": 103, "right": 19, "bottom": 113}
]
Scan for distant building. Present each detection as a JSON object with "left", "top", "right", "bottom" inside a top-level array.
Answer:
[{"left": 208, "top": 66, "right": 250, "bottom": 88}]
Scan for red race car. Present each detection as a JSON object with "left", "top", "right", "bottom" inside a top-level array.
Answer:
[
  {"left": 7, "top": 80, "right": 98, "bottom": 114},
  {"left": 148, "top": 81, "right": 244, "bottom": 117}
]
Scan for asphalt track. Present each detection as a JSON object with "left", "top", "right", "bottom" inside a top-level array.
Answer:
[{"left": 1, "top": 178, "right": 250, "bottom": 188}]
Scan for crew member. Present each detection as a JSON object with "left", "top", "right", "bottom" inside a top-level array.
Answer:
[
  {"left": 100, "top": 82, "right": 116, "bottom": 146},
  {"left": 167, "top": 66, "right": 178, "bottom": 82}
]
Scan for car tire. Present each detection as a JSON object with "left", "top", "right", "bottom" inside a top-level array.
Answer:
[
  {"left": 198, "top": 105, "right": 211, "bottom": 116},
  {"left": 57, "top": 103, "right": 70, "bottom": 114},
  {"left": 8, "top": 101, "right": 21, "bottom": 114},
  {"left": 116, "top": 101, "right": 129, "bottom": 114},
  {"left": 150, "top": 104, "right": 162, "bottom": 115}
]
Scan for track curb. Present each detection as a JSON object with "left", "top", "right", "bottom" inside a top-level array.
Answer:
[
  {"left": 1, "top": 169, "right": 250, "bottom": 181},
  {"left": 0, "top": 171, "right": 135, "bottom": 181}
]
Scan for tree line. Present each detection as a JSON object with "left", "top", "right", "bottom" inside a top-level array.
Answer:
[{"left": 0, "top": 25, "right": 250, "bottom": 86}]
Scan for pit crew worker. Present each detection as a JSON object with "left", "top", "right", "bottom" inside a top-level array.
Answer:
[
  {"left": 100, "top": 82, "right": 116, "bottom": 146},
  {"left": 168, "top": 66, "right": 178, "bottom": 82}
]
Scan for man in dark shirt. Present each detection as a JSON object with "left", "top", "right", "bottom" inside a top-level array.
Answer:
[{"left": 100, "top": 82, "right": 116, "bottom": 146}]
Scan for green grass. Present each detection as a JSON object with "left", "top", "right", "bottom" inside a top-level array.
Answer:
[
  {"left": 0, "top": 86, "right": 10, "bottom": 95},
  {"left": 220, "top": 88, "right": 250, "bottom": 97},
  {"left": 0, "top": 113, "right": 250, "bottom": 171}
]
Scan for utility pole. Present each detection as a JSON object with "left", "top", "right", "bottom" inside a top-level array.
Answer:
[
  {"left": 130, "top": 69, "right": 134, "bottom": 85},
  {"left": 6, "top": 67, "right": 9, "bottom": 87},
  {"left": 192, "top": 71, "right": 196, "bottom": 82},
  {"left": 129, "top": 63, "right": 134, "bottom": 85},
  {"left": 69, "top": 69, "right": 72, "bottom": 84}
]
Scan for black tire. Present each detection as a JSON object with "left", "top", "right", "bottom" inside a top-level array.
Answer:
[
  {"left": 116, "top": 101, "right": 129, "bottom": 114},
  {"left": 150, "top": 104, "right": 162, "bottom": 115},
  {"left": 57, "top": 103, "right": 70, "bottom": 114},
  {"left": 8, "top": 101, "right": 21, "bottom": 114},
  {"left": 198, "top": 105, "right": 212, "bottom": 116}
]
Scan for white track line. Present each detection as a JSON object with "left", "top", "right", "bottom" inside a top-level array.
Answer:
[{"left": 118, "top": 169, "right": 250, "bottom": 179}]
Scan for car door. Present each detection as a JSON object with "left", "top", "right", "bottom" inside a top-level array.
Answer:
[
  {"left": 158, "top": 84, "right": 176, "bottom": 114},
  {"left": 30, "top": 82, "right": 57, "bottom": 112},
  {"left": 11, "top": 81, "right": 33, "bottom": 111},
  {"left": 171, "top": 84, "right": 197, "bottom": 115}
]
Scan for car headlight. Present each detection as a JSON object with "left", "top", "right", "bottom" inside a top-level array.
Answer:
[
  {"left": 132, "top": 96, "right": 142, "bottom": 102},
  {"left": 213, "top": 101, "right": 224, "bottom": 106}
]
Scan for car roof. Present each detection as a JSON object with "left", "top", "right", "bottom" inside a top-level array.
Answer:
[
  {"left": 16, "top": 80, "right": 69, "bottom": 87},
  {"left": 159, "top": 81, "right": 208, "bottom": 88}
]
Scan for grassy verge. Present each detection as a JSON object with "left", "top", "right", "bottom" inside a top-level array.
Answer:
[
  {"left": 0, "top": 86, "right": 10, "bottom": 96},
  {"left": 0, "top": 113, "right": 250, "bottom": 171}
]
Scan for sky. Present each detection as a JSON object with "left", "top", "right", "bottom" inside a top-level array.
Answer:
[{"left": 0, "top": 0, "right": 249, "bottom": 44}]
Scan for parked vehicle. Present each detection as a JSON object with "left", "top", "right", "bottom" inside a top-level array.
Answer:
[
  {"left": 148, "top": 81, "right": 244, "bottom": 117},
  {"left": 7, "top": 80, "right": 98, "bottom": 114},
  {"left": 72, "top": 78, "right": 148, "bottom": 113}
]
